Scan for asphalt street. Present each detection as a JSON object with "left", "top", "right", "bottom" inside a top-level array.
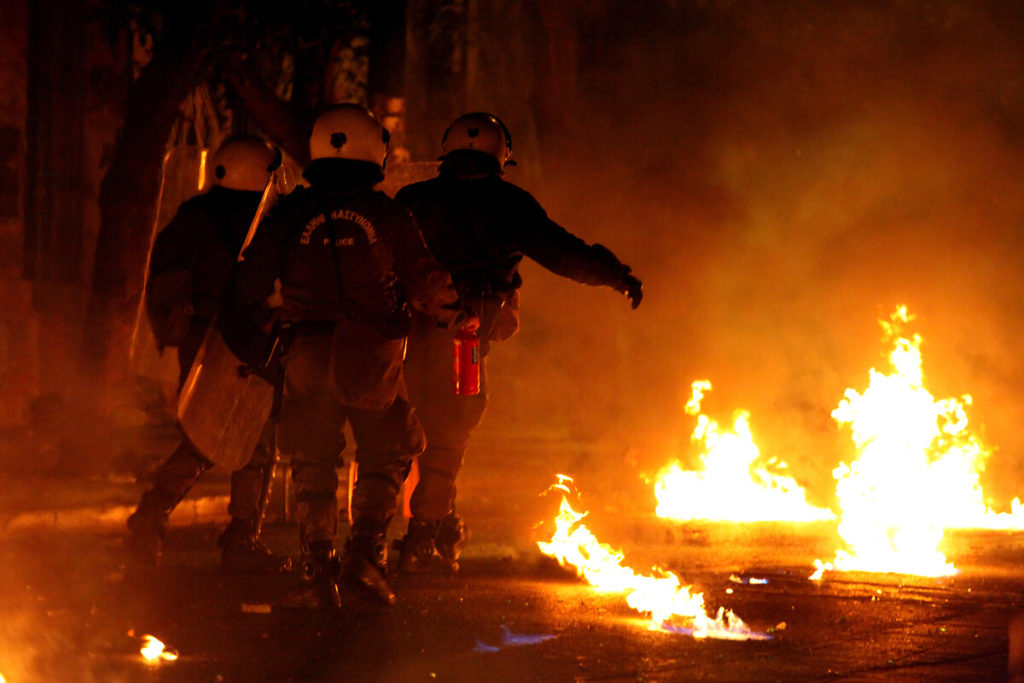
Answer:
[{"left": 1, "top": 447, "right": 1021, "bottom": 682}]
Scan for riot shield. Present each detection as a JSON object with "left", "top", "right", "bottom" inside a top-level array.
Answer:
[
  {"left": 175, "top": 149, "right": 286, "bottom": 469},
  {"left": 177, "top": 326, "right": 274, "bottom": 470}
]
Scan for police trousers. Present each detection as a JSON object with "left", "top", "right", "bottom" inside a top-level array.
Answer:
[
  {"left": 279, "top": 329, "right": 425, "bottom": 549},
  {"left": 404, "top": 312, "right": 488, "bottom": 522}
]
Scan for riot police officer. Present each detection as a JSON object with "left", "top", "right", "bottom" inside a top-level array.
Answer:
[
  {"left": 233, "top": 104, "right": 463, "bottom": 607},
  {"left": 395, "top": 112, "right": 643, "bottom": 574},
  {"left": 126, "top": 135, "right": 291, "bottom": 573}
]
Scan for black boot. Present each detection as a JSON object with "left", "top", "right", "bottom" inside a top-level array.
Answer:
[
  {"left": 339, "top": 533, "right": 396, "bottom": 606},
  {"left": 397, "top": 519, "right": 457, "bottom": 575},
  {"left": 435, "top": 513, "right": 469, "bottom": 566},
  {"left": 124, "top": 489, "right": 176, "bottom": 566},
  {"left": 218, "top": 518, "right": 292, "bottom": 574},
  {"left": 282, "top": 542, "right": 341, "bottom": 609}
]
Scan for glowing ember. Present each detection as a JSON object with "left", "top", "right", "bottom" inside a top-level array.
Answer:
[
  {"left": 537, "top": 475, "right": 768, "bottom": 641},
  {"left": 139, "top": 634, "right": 178, "bottom": 663},
  {"left": 198, "top": 148, "right": 208, "bottom": 191},
  {"left": 812, "top": 306, "right": 1024, "bottom": 580},
  {"left": 654, "top": 381, "right": 834, "bottom": 523}
]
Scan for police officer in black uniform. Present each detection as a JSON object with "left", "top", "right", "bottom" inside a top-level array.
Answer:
[
  {"left": 233, "top": 104, "right": 463, "bottom": 607},
  {"left": 395, "top": 112, "right": 643, "bottom": 574},
  {"left": 125, "top": 136, "right": 291, "bottom": 573}
]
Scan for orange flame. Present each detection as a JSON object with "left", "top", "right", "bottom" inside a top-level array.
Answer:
[
  {"left": 139, "top": 634, "right": 178, "bottom": 664},
  {"left": 537, "top": 476, "right": 767, "bottom": 640},
  {"left": 812, "top": 306, "right": 1024, "bottom": 579},
  {"left": 197, "top": 148, "right": 208, "bottom": 191},
  {"left": 654, "top": 381, "right": 833, "bottom": 523}
]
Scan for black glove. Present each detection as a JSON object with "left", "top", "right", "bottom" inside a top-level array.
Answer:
[{"left": 620, "top": 272, "right": 643, "bottom": 309}]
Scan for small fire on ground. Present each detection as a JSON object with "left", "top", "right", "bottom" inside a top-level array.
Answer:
[
  {"left": 130, "top": 631, "right": 178, "bottom": 664},
  {"left": 537, "top": 475, "right": 769, "bottom": 641},
  {"left": 653, "top": 380, "right": 834, "bottom": 523},
  {"left": 812, "top": 306, "right": 1024, "bottom": 579}
]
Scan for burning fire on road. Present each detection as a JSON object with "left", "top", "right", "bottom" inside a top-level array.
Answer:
[
  {"left": 549, "top": 303, "right": 1024, "bottom": 616},
  {"left": 537, "top": 475, "right": 769, "bottom": 641},
  {"left": 813, "top": 306, "right": 1024, "bottom": 579},
  {"left": 134, "top": 632, "right": 178, "bottom": 664},
  {"left": 653, "top": 380, "right": 834, "bottom": 523}
]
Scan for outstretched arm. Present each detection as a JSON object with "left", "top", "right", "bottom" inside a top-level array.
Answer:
[{"left": 516, "top": 196, "right": 643, "bottom": 308}]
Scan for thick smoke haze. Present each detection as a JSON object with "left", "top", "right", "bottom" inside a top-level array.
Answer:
[{"left": 478, "top": 1, "right": 1024, "bottom": 509}]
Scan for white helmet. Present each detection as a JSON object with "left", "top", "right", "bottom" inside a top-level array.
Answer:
[
  {"left": 441, "top": 112, "right": 512, "bottom": 167},
  {"left": 309, "top": 103, "right": 390, "bottom": 168},
  {"left": 211, "top": 136, "right": 278, "bottom": 192}
]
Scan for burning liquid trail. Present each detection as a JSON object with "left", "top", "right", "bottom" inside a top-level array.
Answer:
[
  {"left": 537, "top": 476, "right": 768, "bottom": 641},
  {"left": 654, "top": 381, "right": 833, "bottom": 523},
  {"left": 813, "top": 306, "right": 1024, "bottom": 579}
]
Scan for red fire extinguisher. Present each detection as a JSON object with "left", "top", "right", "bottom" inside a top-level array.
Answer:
[{"left": 453, "top": 328, "right": 480, "bottom": 396}]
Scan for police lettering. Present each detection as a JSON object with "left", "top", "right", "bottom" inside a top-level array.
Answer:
[{"left": 300, "top": 209, "right": 379, "bottom": 246}]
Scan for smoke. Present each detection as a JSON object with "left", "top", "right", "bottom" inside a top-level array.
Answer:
[{"left": 481, "top": 1, "right": 1024, "bottom": 507}]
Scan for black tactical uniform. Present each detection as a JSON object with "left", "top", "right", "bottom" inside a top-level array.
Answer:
[
  {"left": 126, "top": 185, "right": 286, "bottom": 572},
  {"left": 395, "top": 148, "right": 642, "bottom": 573},
  {"left": 234, "top": 155, "right": 459, "bottom": 607}
]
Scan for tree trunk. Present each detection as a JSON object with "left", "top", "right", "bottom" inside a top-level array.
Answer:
[
  {"left": 367, "top": 0, "right": 407, "bottom": 99},
  {"left": 533, "top": 0, "right": 580, "bottom": 151},
  {"left": 405, "top": 0, "right": 468, "bottom": 161},
  {"left": 24, "top": 0, "right": 87, "bottom": 395},
  {"left": 81, "top": 19, "right": 209, "bottom": 389}
]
